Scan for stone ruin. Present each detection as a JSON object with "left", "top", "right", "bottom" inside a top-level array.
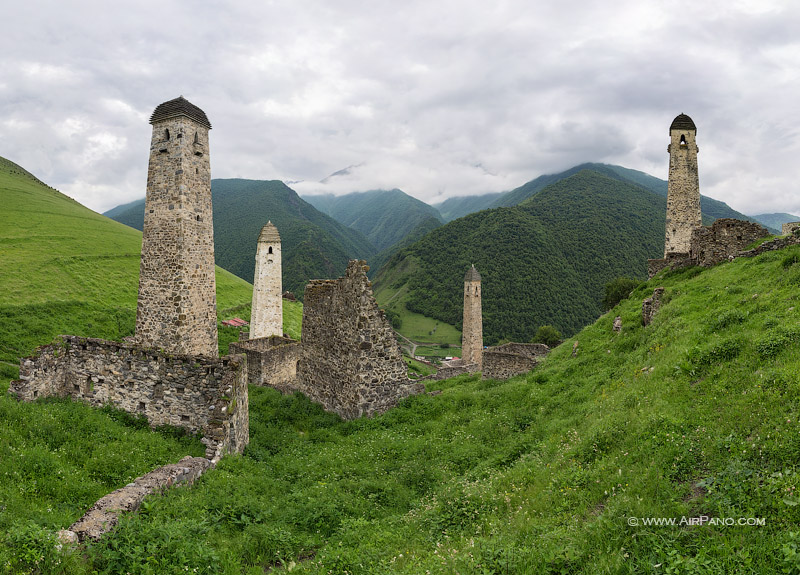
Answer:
[
  {"left": 9, "top": 97, "right": 249, "bottom": 460},
  {"left": 233, "top": 260, "right": 424, "bottom": 419},
  {"left": 642, "top": 287, "right": 665, "bottom": 326},
  {"left": 783, "top": 222, "right": 800, "bottom": 236},
  {"left": 482, "top": 343, "right": 550, "bottom": 380}
]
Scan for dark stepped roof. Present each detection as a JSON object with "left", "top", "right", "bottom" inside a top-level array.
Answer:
[
  {"left": 670, "top": 113, "right": 696, "bottom": 132},
  {"left": 150, "top": 96, "right": 211, "bottom": 129},
  {"left": 464, "top": 265, "right": 481, "bottom": 282}
]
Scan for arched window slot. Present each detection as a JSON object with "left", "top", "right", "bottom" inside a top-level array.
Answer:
[
  {"left": 194, "top": 132, "right": 199, "bottom": 144},
  {"left": 268, "top": 246, "right": 273, "bottom": 254},
  {"left": 680, "top": 134, "right": 687, "bottom": 145},
  {"left": 165, "top": 128, "right": 170, "bottom": 141}
]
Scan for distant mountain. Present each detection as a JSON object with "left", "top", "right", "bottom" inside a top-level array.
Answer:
[
  {"left": 303, "top": 189, "right": 443, "bottom": 252},
  {"left": 374, "top": 170, "right": 666, "bottom": 343},
  {"left": 368, "top": 215, "right": 443, "bottom": 275},
  {"left": 434, "top": 192, "right": 504, "bottom": 222},
  {"left": 433, "top": 163, "right": 761, "bottom": 228},
  {"left": 750, "top": 213, "right": 800, "bottom": 232},
  {"left": 104, "top": 179, "right": 375, "bottom": 296}
]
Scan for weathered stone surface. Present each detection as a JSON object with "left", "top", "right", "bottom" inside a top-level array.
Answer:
[
  {"left": 230, "top": 335, "right": 300, "bottom": 392},
  {"left": 295, "top": 260, "right": 424, "bottom": 419},
  {"left": 433, "top": 361, "right": 480, "bottom": 380},
  {"left": 642, "top": 287, "right": 665, "bottom": 326},
  {"left": 665, "top": 113, "right": 702, "bottom": 256},
  {"left": 613, "top": 316, "right": 622, "bottom": 332},
  {"left": 782, "top": 222, "right": 800, "bottom": 236},
  {"left": 135, "top": 97, "right": 218, "bottom": 357},
  {"left": 461, "top": 265, "right": 483, "bottom": 370},
  {"left": 9, "top": 335, "right": 248, "bottom": 459},
  {"left": 68, "top": 456, "right": 212, "bottom": 541},
  {"left": 482, "top": 343, "right": 549, "bottom": 380},
  {"left": 250, "top": 221, "right": 282, "bottom": 339},
  {"left": 737, "top": 228, "right": 800, "bottom": 258},
  {"left": 690, "top": 219, "right": 769, "bottom": 266}
]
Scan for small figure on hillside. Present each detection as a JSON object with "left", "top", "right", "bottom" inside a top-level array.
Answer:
[{"left": 572, "top": 341, "right": 579, "bottom": 357}]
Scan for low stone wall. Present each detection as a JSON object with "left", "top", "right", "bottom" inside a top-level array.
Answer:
[
  {"left": 690, "top": 218, "right": 769, "bottom": 267},
  {"left": 782, "top": 222, "right": 800, "bottom": 236},
  {"left": 296, "top": 260, "right": 424, "bottom": 419},
  {"left": 642, "top": 287, "right": 665, "bottom": 326},
  {"left": 737, "top": 229, "right": 800, "bottom": 259},
  {"left": 433, "top": 362, "right": 480, "bottom": 380},
  {"left": 648, "top": 252, "right": 692, "bottom": 278},
  {"left": 9, "top": 335, "right": 248, "bottom": 460},
  {"left": 482, "top": 343, "right": 550, "bottom": 380},
  {"left": 60, "top": 456, "right": 212, "bottom": 543},
  {"left": 230, "top": 335, "right": 301, "bottom": 393}
]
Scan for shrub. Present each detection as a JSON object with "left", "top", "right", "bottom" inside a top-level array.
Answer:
[
  {"left": 602, "top": 277, "right": 641, "bottom": 311},
  {"left": 531, "top": 325, "right": 562, "bottom": 347}
]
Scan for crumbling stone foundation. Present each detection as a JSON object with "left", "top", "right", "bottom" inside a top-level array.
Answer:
[
  {"left": 689, "top": 219, "right": 769, "bottom": 266},
  {"left": 482, "top": 343, "right": 550, "bottom": 380},
  {"left": 783, "top": 222, "right": 800, "bottom": 236},
  {"left": 230, "top": 335, "right": 301, "bottom": 392},
  {"left": 10, "top": 335, "right": 249, "bottom": 459},
  {"left": 642, "top": 287, "right": 665, "bottom": 326}
]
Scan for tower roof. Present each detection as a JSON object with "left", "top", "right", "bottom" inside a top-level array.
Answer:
[
  {"left": 670, "top": 113, "right": 696, "bottom": 132},
  {"left": 258, "top": 221, "right": 281, "bottom": 242},
  {"left": 150, "top": 96, "right": 212, "bottom": 129},
  {"left": 464, "top": 265, "right": 481, "bottom": 282}
]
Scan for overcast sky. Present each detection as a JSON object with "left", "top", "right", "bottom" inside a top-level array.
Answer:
[{"left": 1, "top": 0, "right": 799, "bottom": 216}]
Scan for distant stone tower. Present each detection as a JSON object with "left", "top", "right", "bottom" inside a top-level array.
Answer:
[
  {"left": 250, "top": 221, "right": 283, "bottom": 339},
  {"left": 134, "top": 96, "right": 218, "bottom": 357},
  {"left": 461, "top": 265, "right": 483, "bottom": 370},
  {"left": 664, "top": 113, "right": 702, "bottom": 256}
]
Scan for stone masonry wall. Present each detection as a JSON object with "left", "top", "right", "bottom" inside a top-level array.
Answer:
[
  {"left": 689, "top": 218, "right": 769, "bottom": 266},
  {"left": 135, "top": 109, "right": 218, "bottom": 357},
  {"left": 482, "top": 343, "right": 550, "bottom": 380},
  {"left": 230, "top": 335, "right": 300, "bottom": 393},
  {"left": 783, "top": 222, "right": 800, "bottom": 236},
  {"left": 251, "top": 222, "right": 283, "bottom": 339},
  {"left": 296, "top": 260, "right": 424, "bottom": 419},
  {"left": 9, "top": 335, "right": 248, "bottom": 460}
]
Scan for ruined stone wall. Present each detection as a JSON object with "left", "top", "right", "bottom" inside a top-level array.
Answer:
[
  {"left": 482, "top": 343, "right": 550, "bottom": 380},
  {"left": 250, "top": 222, "right": 282, "bottom": 339},
  {"left": 783, "top": 222, "right": 800, "bottom": 236},
  {"left": 9, "top": 336, "right": 248, "bottom": 459},
  {"left": 665, "top": 121, "right": 702, "bottom": 255},
  {"left": 296, "top": 260, "right": 424, "bottom": 419},
  {"left": 689, "top": 219, "right": 769, "bottom": 266},
  {"left": 230, "top": 335, "right": 300, "bottom": 392},
  {"left": 135, "top": 105, "right": 218, "bottom": 357},
  {"left": 642, "top": 287, "right": 665, "bottom": 326}
]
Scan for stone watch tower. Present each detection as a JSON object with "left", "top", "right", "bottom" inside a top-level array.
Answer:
[
  {"left": 250, "top": 221, "right": 283, "bottom": 339},
  {"left": 134, "top": 96, "right": 218, "bottom": 357},
  {"left": 664, "top": 113, "right": 702, "bottom": 256},
  {"left": 461, "top": 265, "right": 483, "bottom": 370}
]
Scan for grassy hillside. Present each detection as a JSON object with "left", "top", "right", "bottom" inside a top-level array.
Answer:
[
  {"left": 0, "top": 157, "right": 305, "bottom": 366},
  {"left": 104, "top": 179, "right": 375, "bottom": 296},
  {"left": 375, "top": 170, "right": 665, "bottom": 343},
  {"left": 303, "top": 189, "right": 443, "bottom": 253},
  {"left": 6, "top": 237, "right": 799, "bottom": 573}
]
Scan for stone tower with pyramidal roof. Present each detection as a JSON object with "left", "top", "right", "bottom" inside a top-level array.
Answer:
[
  {"left": 664, "top": 113, "right": 702, "bottom": 256},
  {"left": 461, "top": 264, "right": 483, "bottom": 370},
  {"left": 134, "top": 96, "right": 218, "bottom": 357},
  {"left": 250, "top": 221, "right": 283, "bottom": 339}
]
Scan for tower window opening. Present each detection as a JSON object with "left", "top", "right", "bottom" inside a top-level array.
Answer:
[
  {"left": 165, "top": 129, "right": 170, "bottom": 141},
  {"left": 194, "top": 132, "right": 199, "bottom": 144},
  {"left": 268, "top": 246, "right": 273, "bottom": 254},
  {"left": 680, "top": 134, "right": 687, "bottom": 145}
]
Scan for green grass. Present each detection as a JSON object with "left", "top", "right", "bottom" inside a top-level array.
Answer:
[
  {"left": 3, "top": 245, "right": 792, "bottom": 573},
  {"left": 0, "top": 157, "right": 256, "bottom": 362}
]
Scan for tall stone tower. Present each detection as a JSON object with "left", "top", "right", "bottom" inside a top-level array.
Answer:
[
  {"left": 250, "top": 221, "right": 283, "bottom": 339},
  {"left": 134, "top": 96, "right": 218, "bottom": 357},
  {"left": 461, "top": 265, "right": 483, "bottom": 370},
  {"left": 664, "top": 113, "right": 702, "bottom": 256}
]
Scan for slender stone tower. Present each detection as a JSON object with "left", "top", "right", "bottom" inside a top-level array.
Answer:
[
  {"left": 461, "top": 265, "right": 483, "bottom": 370},
  {"left": 250, "top": 221, "right": 283, "bottom": 339},
  {"left": 134, "top": 96, "right": 218, "bottom": 357},
  {"left": 664, "top": 113, "right": 702, "bottom": 256}
]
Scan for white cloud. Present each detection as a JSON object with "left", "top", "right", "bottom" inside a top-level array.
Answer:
[{"left": 0, "top": 0, "right": 799, "bottom": 215}]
